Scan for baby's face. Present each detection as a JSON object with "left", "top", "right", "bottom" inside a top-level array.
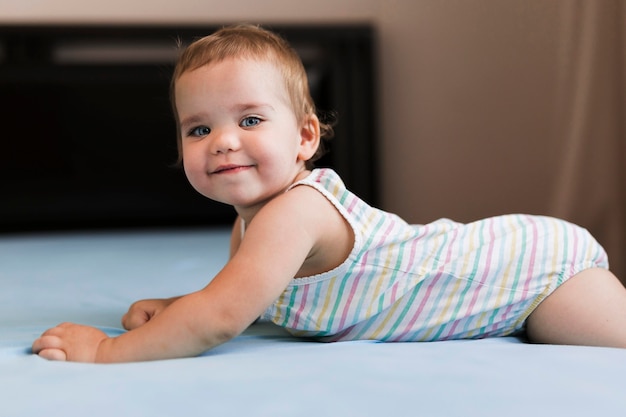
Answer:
[{"left": 175, "top": 58, "right": 308, "bottom": 214}]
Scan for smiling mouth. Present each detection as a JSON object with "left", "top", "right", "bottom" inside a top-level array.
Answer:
[{"left": 212, "top": 165, "right": 253, "bottom": 174}]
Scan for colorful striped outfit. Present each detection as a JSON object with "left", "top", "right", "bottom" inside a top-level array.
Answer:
[{"left": 261, "top": 168, "right": 609, "bottom": 342}]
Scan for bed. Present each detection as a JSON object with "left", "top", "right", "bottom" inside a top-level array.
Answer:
[{"left": 2, "top": 227, "right": 626, "bottom": 417}]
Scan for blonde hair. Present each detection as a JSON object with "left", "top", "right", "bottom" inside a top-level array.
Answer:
[{"left": 170, "top": 24, "right": 334, "bottom": 168}]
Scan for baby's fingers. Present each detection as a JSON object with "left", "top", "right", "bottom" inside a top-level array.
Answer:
[
  {"left": 37, "top": 348, "right": 68, "bottom": 361},
  {"left": 32, "top": 333, "right": 67, "bottom": 361}
]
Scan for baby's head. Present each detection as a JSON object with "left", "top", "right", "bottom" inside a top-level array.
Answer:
[{"left": 170, "top": 24, "right": 333, "bottom": 168}]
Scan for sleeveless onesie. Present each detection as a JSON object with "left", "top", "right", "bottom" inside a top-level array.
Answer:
[{"left": 261, "top": 168, "right": 609, "bottom": 342}]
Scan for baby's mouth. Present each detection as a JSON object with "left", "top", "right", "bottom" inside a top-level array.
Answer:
[{"left": 212, "top": 164, "right": 253, "bottom": 174}]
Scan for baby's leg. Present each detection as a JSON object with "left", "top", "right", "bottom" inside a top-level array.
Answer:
[{"left": 526, "top": 268, "right": 626, "bottom": 348}]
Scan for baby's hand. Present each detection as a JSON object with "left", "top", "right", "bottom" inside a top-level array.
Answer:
[
  {"left": 32, "top": 323, "right": 109, "bottom": 362},
  {"left": 121, "top": 297, "right": 179, "bottom": 330}
]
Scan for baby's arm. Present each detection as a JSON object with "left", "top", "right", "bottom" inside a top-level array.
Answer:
[
  {"left": 121, "top": 217, "right": 242, "bottom": 332},
  {"left": 32, "top": 187, "right": 336, "bottom": 362}
]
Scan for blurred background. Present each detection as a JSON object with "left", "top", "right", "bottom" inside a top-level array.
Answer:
[{"left": 0, "top": 0, "right": 624, "bottom": 281}]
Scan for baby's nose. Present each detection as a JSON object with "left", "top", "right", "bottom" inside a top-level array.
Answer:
[{"left": 210, "top": 128, "right": 241, "bottom": 154}]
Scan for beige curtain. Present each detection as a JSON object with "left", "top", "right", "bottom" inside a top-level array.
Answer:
[
  {"left": 549, "top": 0, "right": 626, "bottom": 282},
  {"left": 380, "top": 0, "right": 626, "bottom": 283}
]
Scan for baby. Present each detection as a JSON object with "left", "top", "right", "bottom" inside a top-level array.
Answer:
[{"left": 33, "top": 24, "right": 626, "bottom": 362}]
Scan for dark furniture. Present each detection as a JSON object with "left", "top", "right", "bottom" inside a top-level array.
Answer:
[{"left": 0, "top": 24, "right": 376, "bottom": 232}]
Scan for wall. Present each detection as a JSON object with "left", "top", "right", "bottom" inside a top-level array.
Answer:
[{"left": 0, "top": 0, "right": 378, "bottom": 24}]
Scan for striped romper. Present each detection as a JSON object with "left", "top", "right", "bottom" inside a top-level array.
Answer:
[{"left": 261, "top": 168, "right": 609, "bottom": 342}]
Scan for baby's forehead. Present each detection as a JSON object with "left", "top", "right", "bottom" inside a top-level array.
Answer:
[
  {"left": 184, "top": 57, "right": 279, "bottom": 82},
  {"left": 176, "top": 54, "right": 304, "bottom": 114},
  {"left": 178, "top": 58, "right": 293, "bottom": 103},
  {"left": 203, "top": 57, "right": 291, "bottom": 90}
]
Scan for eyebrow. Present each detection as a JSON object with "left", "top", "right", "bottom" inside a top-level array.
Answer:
[
  {"left": 233, "top": 102, "right": 275, "bottom": 113},
  {"left": 179, "top": 114, "right": 205, "bottom": 129}
]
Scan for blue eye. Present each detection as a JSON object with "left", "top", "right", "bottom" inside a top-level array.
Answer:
[
  {"left": 240, "top": 117, "right": 261, "bottom": 128},
  {"left": 189, "top": 126, "right": 211, "bottom": 137}
]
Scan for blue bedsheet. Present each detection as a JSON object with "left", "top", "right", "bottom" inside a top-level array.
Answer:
[{"left": 2, "top": 229, "right": 625, "bottom": 417}]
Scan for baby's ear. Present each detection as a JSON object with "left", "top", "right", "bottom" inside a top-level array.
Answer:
[{"left": 297, "top": 114, "right": 321, "bottom": 162}]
